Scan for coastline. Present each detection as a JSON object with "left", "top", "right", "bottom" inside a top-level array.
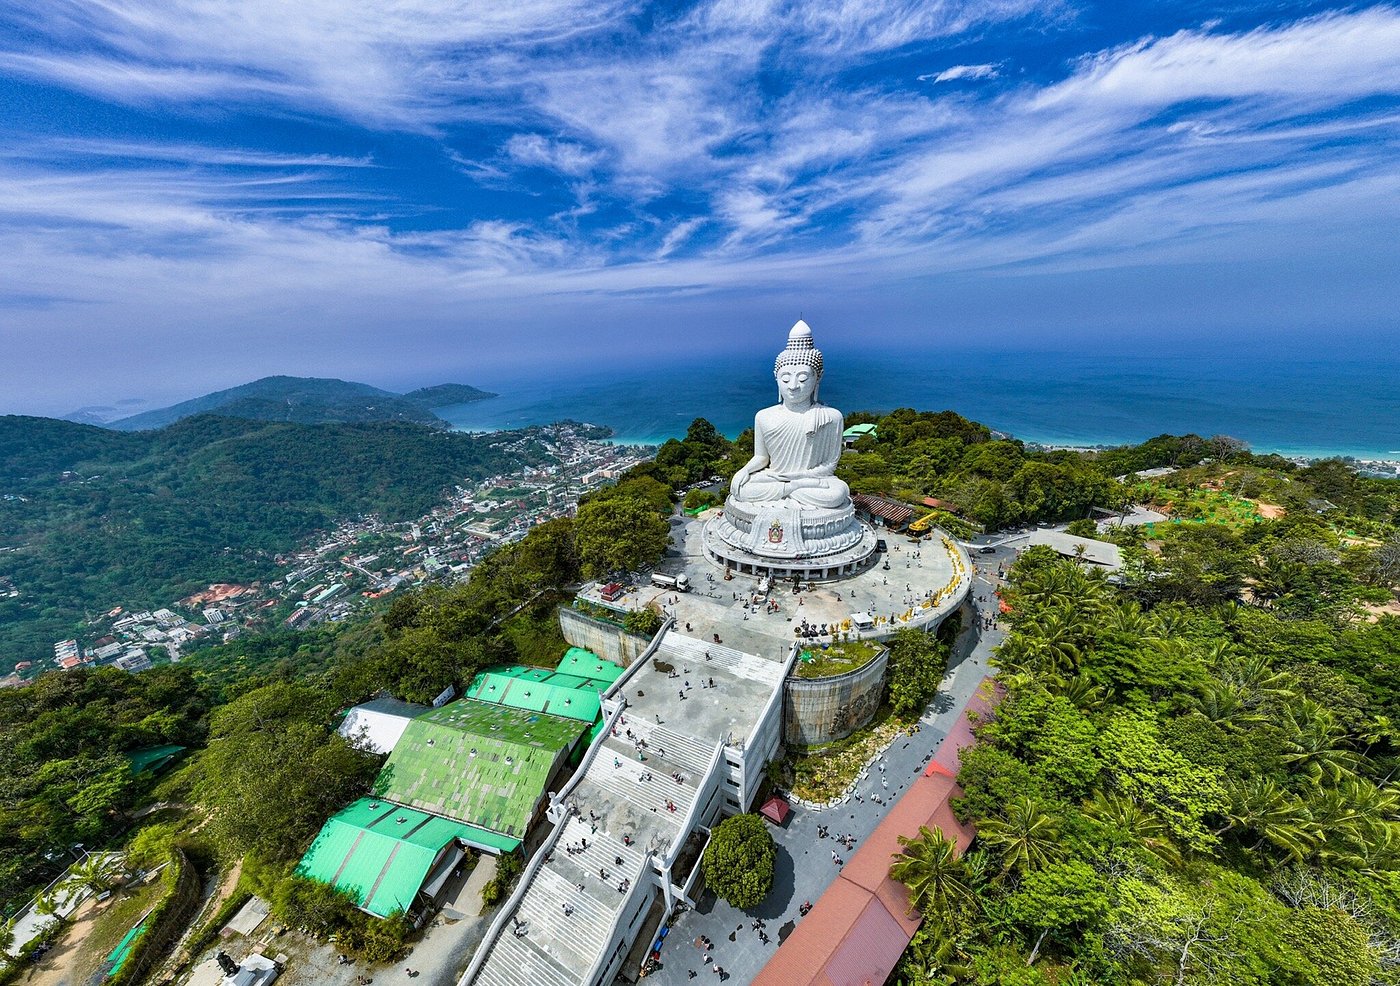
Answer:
[
  {"left": 451, "top": 417, "right": 1399, "bottom": 468},
  {"left": 434, "top": 349, "right": 1400, "bottom": 466}
]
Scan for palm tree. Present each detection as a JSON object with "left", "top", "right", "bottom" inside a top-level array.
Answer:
[
  {"left": 69, "top": 852, "right": 117, "bottom": 895},
  {"left": 1217, "top": 652, "right": 1294, "bottom": 706},
  {"left": 33, "top": 890, "right": 61, "bottom": 919},
  {"left": 1083, "top": 791, "right": 1180, "bottom": 868},
  {"left": 1336, "top": 820, "right": 1400, "bottom": 876},
  {"left": 1021, "top": 611, "right": 1084, "bottom": 677},
  {"left": 1216, "top": 776, "right": 1319, "bottom": 861},
  {"left": 1017, "top": 568, "right": 1075, "bottom": 611},
  {"left": 976, "top": 797, "right": 1065, "bottom": 876},
  {"left": 1308, "top": 775, "right": 1399, "bottom": 863},
  {"left": 1361, "top": 715, "right": 1395, "bottom": 759},
  {"left": 1281, "top": 701, "right": 1358, "bottom": 784},
  {"left": 1109, "top": 601, "right": 1157, "bottom": 640},
  {"left": 1149, "top": 606, "right": 1190, "bottom": 638},
  {"left": 1191, "top": 682, "right": 1265, "bottom": 732},
  {"left": 890, "top": 826, "right": 974, "bottom": 919},
  {"left": 1059, "top": 675, "right": 1109, "bottom": 713}
]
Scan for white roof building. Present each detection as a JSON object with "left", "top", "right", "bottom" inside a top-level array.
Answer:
[
  {"left": 337, "top": 697, "right": 430, "bottom": 754},
  {"left": 1022, "top": 530, "right": 1124, "bottom": 571}
]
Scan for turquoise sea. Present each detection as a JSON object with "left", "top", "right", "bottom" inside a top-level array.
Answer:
[{"left": 435, "top": 350, "right": 1400, "bottom": 460}]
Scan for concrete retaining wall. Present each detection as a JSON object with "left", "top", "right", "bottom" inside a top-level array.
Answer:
[
  {"left": 558, "top": 606, "right": 652, "bottom": 668},
  {"left": 783, "top": 648, "right": 889, "bottom": 746}
]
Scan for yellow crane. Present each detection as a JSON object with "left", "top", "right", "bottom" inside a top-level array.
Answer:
[{"left": 908, "top": 510, "right": 939, "bottom": 536}]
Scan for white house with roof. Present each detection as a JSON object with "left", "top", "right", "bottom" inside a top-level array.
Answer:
[{"left": 338, "top": 696, "right": 431, "bottom": 754}]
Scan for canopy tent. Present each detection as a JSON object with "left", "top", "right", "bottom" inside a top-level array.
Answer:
[{"left": 759, "top": 795, "right": 792, "bottom": 826}]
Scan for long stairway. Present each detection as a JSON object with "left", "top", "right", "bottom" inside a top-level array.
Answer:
[
  {"left": 468, "top": 630, "right": 787, "bottom": 986},
  {"left": 473, "top": 813, "right": 645, "bottom": 986}
]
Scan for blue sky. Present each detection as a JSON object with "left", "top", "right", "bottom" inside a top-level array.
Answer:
[{"left": 1, "top": 0, "right": 1398, "bottom": 415}]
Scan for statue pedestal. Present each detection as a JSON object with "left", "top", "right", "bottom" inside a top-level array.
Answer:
[{"left": 703, "top": 496, "right": 878, "bottom": 581}]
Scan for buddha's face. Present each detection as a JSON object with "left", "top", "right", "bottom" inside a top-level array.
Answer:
[{"left": 775, "top": 363, "right": 818, "bottom": 408}]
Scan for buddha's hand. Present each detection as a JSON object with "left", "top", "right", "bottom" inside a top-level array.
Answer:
[{"left": 729, "top": 468, "right": 751, "bottom": 498}]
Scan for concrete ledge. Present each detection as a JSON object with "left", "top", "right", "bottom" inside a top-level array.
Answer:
[{"left": 784, "top": 647, "right": 889, "bottom": 745}]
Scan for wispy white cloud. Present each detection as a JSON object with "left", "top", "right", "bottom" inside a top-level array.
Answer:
[
  {"left": 0, "top": 0, "right": 638, "bottom": 129},
  {"left": 1, "top": 137, "right": 377, "bottom": 169},
  {"left": 505, "top": 134, "right": 606, "bottom": 177},
  {"left": 920, "top": 62, "right": 1002, "bottom": 83},
  {"left": 2, "top": 2, "right": 1400, "bottom": 412}
]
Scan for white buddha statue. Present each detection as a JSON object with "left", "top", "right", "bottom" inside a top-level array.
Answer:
[
  {"left": 704, "top": 319, "right": 871, "bottom": 571},
  {"left": 729, "top": 321, "right": 851, "bottom": 511}
]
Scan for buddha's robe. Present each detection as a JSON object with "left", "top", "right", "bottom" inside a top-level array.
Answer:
[{"left": 734, "top": 403, "right": 850, "bottom": 510}]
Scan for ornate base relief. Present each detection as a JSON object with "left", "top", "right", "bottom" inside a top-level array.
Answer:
[{"left": 708, "top": 500, "right": 866, "bottom": 560}]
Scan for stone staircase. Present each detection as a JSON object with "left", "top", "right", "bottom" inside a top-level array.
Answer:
[
  {"left": 619, "top": 718, "right": 715, "bottom": 778},
  {"left": 468, "top": 631, "right": 786, "bottom": 986},
  {"left": 474, "top": 814, "right": 646, "bottom": 986},
  {"left": 471, "top": 930, "right": 576, "bottom": 986},
  {"left": 582, "top": 755, "right": 697, "bottom": 821}
]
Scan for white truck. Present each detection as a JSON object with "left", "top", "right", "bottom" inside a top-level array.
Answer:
[{"left": 651, "top": 572, "right": 691, "bottom": 592}]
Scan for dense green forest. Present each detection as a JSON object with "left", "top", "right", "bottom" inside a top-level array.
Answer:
[
  {"left": 0, "top": 413, "right": 554, "bottom": 666},
  {"left": 894, "top": 551, "right": 1400, "bottom": 984},
  {"left": 0, "top": 666, "right": 212, "bottom": 912},
  {"left": 0, "top": 422, "right": 714, "bottom": 921}
]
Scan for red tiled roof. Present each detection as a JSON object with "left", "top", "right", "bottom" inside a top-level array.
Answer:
[
  {"left": 755, "top": 679, "right": 1003, "bottom": 986},
  {"left": 850, "top": 494, "right": 916, "bottom": 527}
]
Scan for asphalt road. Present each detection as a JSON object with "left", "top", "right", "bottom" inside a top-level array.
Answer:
[{"left": 643, "top": 539, "right": 1013, "bottom": 985}]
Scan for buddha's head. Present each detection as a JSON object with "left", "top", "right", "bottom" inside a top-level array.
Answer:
[{"left": 774, "top": 320, "right": 823, "bottom": 409}]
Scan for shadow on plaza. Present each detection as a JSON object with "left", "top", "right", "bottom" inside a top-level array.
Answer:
[{"left": 751, "top": 843, "right": 796, "bottom": 920}]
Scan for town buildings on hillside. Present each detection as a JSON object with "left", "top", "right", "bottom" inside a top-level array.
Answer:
[{"left": 18, "top": 425, "right": 647, "bottom": 681}]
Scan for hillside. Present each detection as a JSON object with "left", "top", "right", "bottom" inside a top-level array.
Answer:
[
  {"left": 107, "top": 375, "right": 494, "bottom": 431},
  {"left": 0, "top": 413, "right": 551, "bottom": 666}
]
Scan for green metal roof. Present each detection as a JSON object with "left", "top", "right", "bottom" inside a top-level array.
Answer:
[
  {"left": 490, "top": 665, "right": 554, "bottom": 682},
  {"left": 462, "top": 649, "right": 624, "bottom": 724},
  {"left": 465, "top": 671, "right": 601, "bottom": 723},
  {"left": 843, "top": 423, "right": 878, "bottom": 438},
  {"left": 296, "top": 797, "right": 487, "bottom": 918},
  {"left": 373, "top": 701, "right": 585, "bottom": 839},
  {"left": 555, "top": 647, "right": 624, "bottom": 685}
]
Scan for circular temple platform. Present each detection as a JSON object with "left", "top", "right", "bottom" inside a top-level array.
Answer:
[{"left": 701, "top": 513, "right": 881, "bottom": 581}]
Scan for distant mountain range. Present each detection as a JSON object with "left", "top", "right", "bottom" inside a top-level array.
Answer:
[{"left": 84, "top": 376, "right": 496, "bottom": 431}]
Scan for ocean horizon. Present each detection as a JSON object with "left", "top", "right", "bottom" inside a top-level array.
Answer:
[{"left": 435, "top": 349, "right": 1400, "bottom": 461}]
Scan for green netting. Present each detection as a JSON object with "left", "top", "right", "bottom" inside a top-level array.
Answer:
[
  {"left": 106, "top": 921, "right": 147, "bottom": 975},
  {"left": 124, "top": 745, "right": 186, "bottom": 774}
]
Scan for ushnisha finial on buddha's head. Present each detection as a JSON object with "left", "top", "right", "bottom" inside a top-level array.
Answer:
[
  {"left": 728, "top": 320, "right": 851, "bottom": 511},
  {"left": 775, "top": 319, "right": 824, "bottom": 381}
]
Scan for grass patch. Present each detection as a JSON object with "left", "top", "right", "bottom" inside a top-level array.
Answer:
[
  {"left": 794, "top": 640, "right": 883, "bottom": 679},
  {"left": 70, "top": 876, "right": 167, "bottom": 984}
]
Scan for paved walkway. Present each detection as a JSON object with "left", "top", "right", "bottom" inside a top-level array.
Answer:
[{"left": 642, "top": 541, "right": 1011, "bottom": 985}]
